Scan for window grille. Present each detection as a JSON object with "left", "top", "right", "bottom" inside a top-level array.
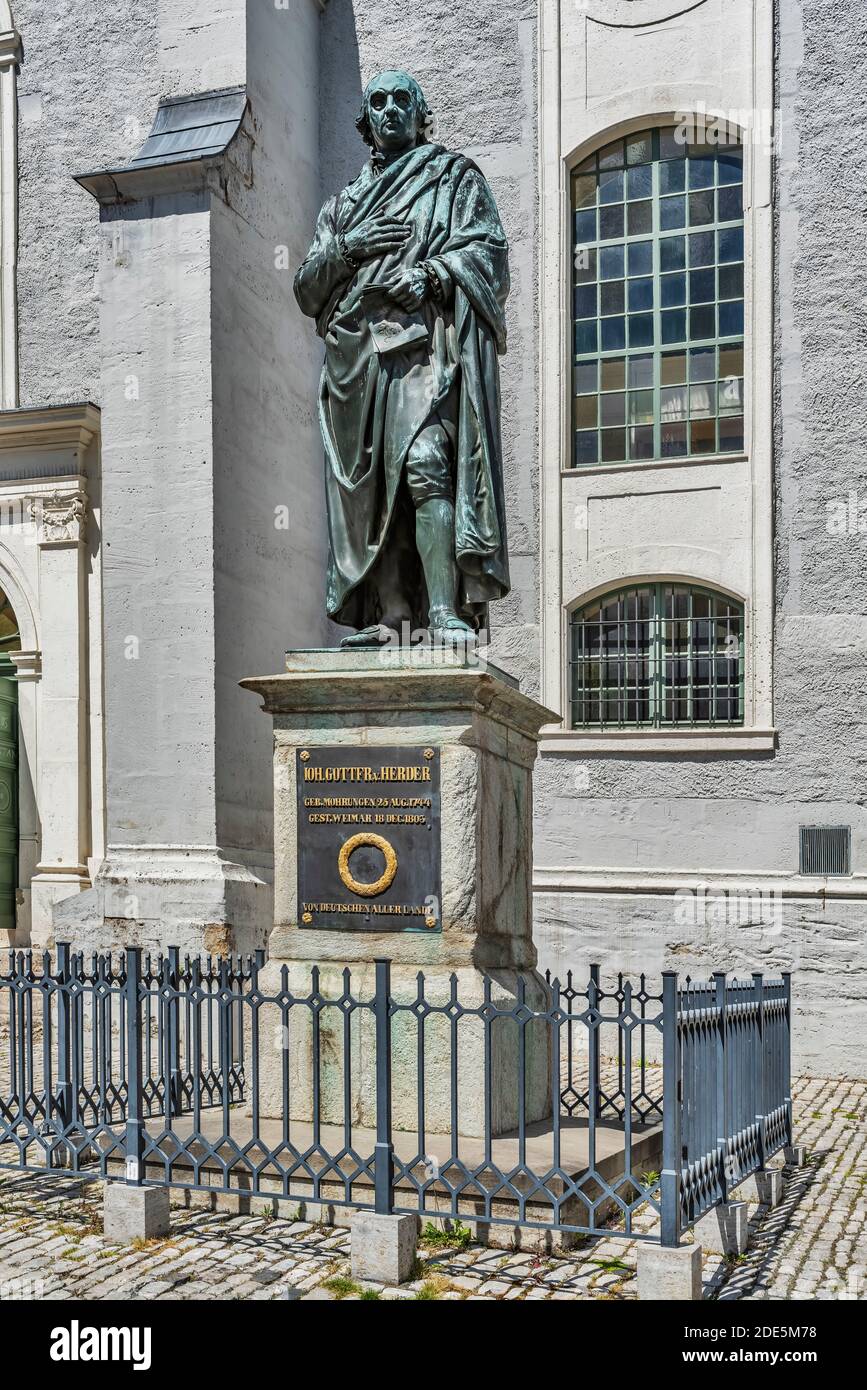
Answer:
[{"left": 569, "top": 583, "right": 744, "bottom": 729}]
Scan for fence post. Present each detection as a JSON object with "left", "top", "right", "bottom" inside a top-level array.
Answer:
[
  {"left": 752, "top": 971, "right": 766, "bottom": 1171},
  {"left": 781, "top": 971, "right": 793, "bottom": 1147},
  {"left": 167, "top": 946, "right": 182, "bottom": 1119},
  {"left": 660, "top": 970, "right": 681, "bottom": 1247},
  {"left": 589, "top": 963, "right": 602, "bottom": 1119},
  {"left": 373, "top": 958, "right": 394, "bottom": 1216},
  {"left": 125, "top": 947, "right": 144, "bottom": 1185},
  {"left": 713, "top": 971, "right": 728, "bottom": 1202},
  {"left": 55, "top": 943, "right": 72, "bottom": 1142}
]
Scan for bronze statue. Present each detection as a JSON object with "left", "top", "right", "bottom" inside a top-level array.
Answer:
[{"left": 295, "top": 71, "right": 511, "bottom": 646}]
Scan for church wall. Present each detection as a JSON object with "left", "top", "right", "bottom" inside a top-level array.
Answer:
[
  {"left": 530, "top": 0, "right": 867, "bottom": 1078},
  {"left": 12, "top": 0, "right": 245, "bottom": 409}
]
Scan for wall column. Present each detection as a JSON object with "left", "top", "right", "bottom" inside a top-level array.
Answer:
[{"left": 29, "top": 488, "right": 90, "bottom": 946}]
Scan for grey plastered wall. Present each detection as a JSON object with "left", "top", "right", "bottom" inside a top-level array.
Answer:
[
  {"left": 317, "top": 0, "right": 541, "bottom": 657},
  {"left": 13, "top": 0, "right": 246, "bottom": 408},
  {"left": 533, "top": 0, "right": 867, "bottom": 1077}
]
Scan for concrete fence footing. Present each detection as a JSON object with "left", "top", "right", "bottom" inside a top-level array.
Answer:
[
  {"left": 636, "top": 1242, "right": 703, "bottom": 1301},
  {"left": 694, "top": 1201, "right": 749, "bottom": 1256},
  {"left": 103, "top": 1183, "right": 171, "bottom": 1242},
  {"left": 350, "top": 1211, "right": 417, "bottom": 1285},
  {"left": 735, "top": 1167, "right": 784, "bottom": 1207},
  {"left": 784, "top": 1145, "right": 807, "bottom": 1168}
]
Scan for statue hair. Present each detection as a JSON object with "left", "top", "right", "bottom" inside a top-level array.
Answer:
[{"left": 355, "top": 72, "right": 433, "bottom": 148}]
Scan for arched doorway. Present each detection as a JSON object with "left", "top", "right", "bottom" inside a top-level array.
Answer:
[{"left": 0, "top": 587, "right": 19, "bottom": 935}]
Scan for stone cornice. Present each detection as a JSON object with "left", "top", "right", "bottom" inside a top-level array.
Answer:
[
  {"left": 0, "top": 402, "right": 101, "bottom": 452},
  {"left": 0, "top": 28, "right": 20, "bottom": 66},
  {"left": 242, "top": 652, "right": 559, "bottom": 745}
]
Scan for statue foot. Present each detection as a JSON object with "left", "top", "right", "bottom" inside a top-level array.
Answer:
[
  {"left": 429, "top": 608, "right": 477, "bottom": 647},
  {"left": 340, "top": 624, "right": 396, "bottom": 649}
]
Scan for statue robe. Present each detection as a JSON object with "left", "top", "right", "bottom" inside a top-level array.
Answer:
[{"left": 294, "top": 142, "right": 511, "bottom": 631}]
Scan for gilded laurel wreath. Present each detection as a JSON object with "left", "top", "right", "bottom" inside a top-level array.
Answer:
[{"left": 337, "top": 832, "right": 398, "bottom": 897}]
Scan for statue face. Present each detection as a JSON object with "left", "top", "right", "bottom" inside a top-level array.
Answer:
[{"left": 364, "top": 72, "right": 421, "bottom": 153}]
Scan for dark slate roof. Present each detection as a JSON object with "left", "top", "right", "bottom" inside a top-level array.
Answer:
[{"left": 128, "top": 86, "right": 247, "bottom": 168}]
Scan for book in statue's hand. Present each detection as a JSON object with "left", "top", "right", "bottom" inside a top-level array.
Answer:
[{"left": 359, "top": 281, "right": 429, "bottom": 356}]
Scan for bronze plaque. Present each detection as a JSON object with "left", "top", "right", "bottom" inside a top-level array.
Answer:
[{"left": 296, "top": 745, "right": 441, "bottom": 932}]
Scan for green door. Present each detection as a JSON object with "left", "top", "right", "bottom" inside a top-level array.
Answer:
[{"left": 0, "top": 653, "right": 17, "bottom": 936}]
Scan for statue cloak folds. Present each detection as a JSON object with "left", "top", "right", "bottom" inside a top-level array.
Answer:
[{"left": 294, "top": 143, "right": 511, "bottom": 632}]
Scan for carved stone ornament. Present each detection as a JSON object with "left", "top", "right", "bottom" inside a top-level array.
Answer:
[{"left": 31, "top": 489, "right": 87, "bottom": 545}]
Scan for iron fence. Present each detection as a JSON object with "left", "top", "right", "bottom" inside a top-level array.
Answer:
[{"left": 0, "top": 946, "right": 791, "bottom": 1246}]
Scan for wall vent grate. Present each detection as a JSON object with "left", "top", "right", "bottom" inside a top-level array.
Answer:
[{"left": 799, "top": 826, "right": 851, "bottom": 877}]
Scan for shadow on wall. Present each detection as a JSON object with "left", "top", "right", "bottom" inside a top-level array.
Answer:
[{"left": 319, "top": 1, "right": 364, "bottom": 199}]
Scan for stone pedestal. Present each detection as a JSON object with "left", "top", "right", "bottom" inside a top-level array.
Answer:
[{"left": 242, "top": 647, "right": 559, "bottom": 1139}]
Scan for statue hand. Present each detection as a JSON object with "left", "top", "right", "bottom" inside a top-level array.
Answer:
[
  {"left": 342, "top": 216, "right": 411, "bottom": 262},
  {"left": 382, "top": 267, "right": 429, "bottom": 311}
]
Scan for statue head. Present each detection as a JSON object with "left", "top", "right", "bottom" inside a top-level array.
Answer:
[{"left": 356, "top": 71, "right": 432, "bottom": 154}]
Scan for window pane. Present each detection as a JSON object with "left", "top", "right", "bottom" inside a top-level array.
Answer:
[
  {"left": 628, "top": 241, "right": 653, "bottom": 277},
  {"left": 630, "top": 425, "right": 654, "bottom": 459},
  {"left": 629, "top": 313, "right": 654, "bottom": 347},
  {"left": 688, "top": 155, "right": 716, "bottom": 189},
  {"left": 573, "top": 174, "right": 597, "bottom": 209},
  {"left": 690, "top": 418, "right": 716, "bottom": 453},
  {"left": 689, "top": 190, "right": 714, "bottom": 226},
  {"left": 659, "top": 159, "right": 686, "bottom": 194},
  {"left": 661, "top": 350, "right": 687, "bottom": 385},
  {"left": 599, "top": 139, "right": 624, "bottom": 169},
  {"left": 574, "top": 394, "right": 597, "bottom": 429},
  {"left": 690, "top": 268, "right": 715, "bottom": 303},
  {"left": 628, "top": 354, "right": 653, "bottom": 388},
  {"left": 661, "top": 385, "right": 688, "bottom": 420},
  {"left": 628, "top": 277, "right": 653, "bottom": 312},
  {"left": 575, "top": 209, "right": 596, "bottom": 242},
  {"left": 661, "top": 272, "right": 686, "bottom": 307},
  {"left": 600, "top": 245, "right": 625, "bottom": 279},
  {"left": 718, "top": 262, "right": 744, "bottom": 299},
  {"left": 689, "top": 231, "right": 715, "bottom": 266},
  {"left": 626, "top": 131, "right": 652, "bottom": 165},
  {"left": 718, "top": 377, "right": 744, "bottom": 414},
  {"left": 574, "top": 246, "right": 597, "bottom": 283},
  {"left": 600, "top": 279, "right": 625, "bottom": 314},
  {"left": 576, "top": 320, "right": 597, "bottom": 353},
  {"left": 659, "top": 128, "right": 687, "bottom": 160},
  {"left": 718, "top": 299, "right": 745, "bottom": 336},
  {"left": 599, "top": 169, "right": 624, "bottom": 204},
  {"left": 661, "top": 196, "right": 686, "bottom": 230},
  {"left": 600, "top": 205, "right": 625, "bottom": 239},
  {"left": 661, "top": 421, "right": 688, "bottom": 456},
  {"left": 717, "top": 150, "right": 744, "bottom": 185},
  {"left": 601, "top": 428, "right": 626, "bottom": 461},
  {"left": 600, "top": 357, "right": 625, "bottom": 390},
  {"left": 719, "top": 342, "right": 744, "bottom": 377},
  {"left": 600, "top": 392, "right": 625, "bottom": 425},
  {"left": 661, "top": 309, "right": 686, "bottom": 343},
  {"left": 719, "top": 415, "right": 745, "bottom": 452},
  {"left": 629, "top": 389, "right": 654, "bottom": 424},
  {"left": 627, "top": 164, "right": 652, "bottom": 199},
  {"left": 690, "top": 304, "right": 715, "bottom": 339},
  {"left": 628, "top": 200, "right": 652, "bottom": 235},
  {"left": 718, "top": 184, "right": 743, "bottom": 221},
  {"left": 574, "top": 430, "right": 598, "bottom": 465},
  {"left": 601, "top": 316, "right": 626, "bottom": 349},
  {"left": 718, "top": 226, "right": 744, "bottom": 262},
  {"left": 575, "top": 360, "right": 597, "bottom": 393},
  {"left": 689, "top": 347, "right": 716, "bottom": 381},
  {"left": 660, "top": 236, "right": 686, "bottom": 271},
  {"left": 574, "top": 284, "right": 596, "bottom": 318},
  {"left": 690, "top": 383, "right": 714, "bottom": 418}
]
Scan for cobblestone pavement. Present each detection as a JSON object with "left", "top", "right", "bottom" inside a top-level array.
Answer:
[{"left": 0, "top": 1074, "right": 863, "bottom": 1301}]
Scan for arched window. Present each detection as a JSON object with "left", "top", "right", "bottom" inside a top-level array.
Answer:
[
  {"left": 569, "top": 583, "right": 744, "bottom": 729},
  {"left": 571, "top": 125, "right": 744, "bottom": 466}
]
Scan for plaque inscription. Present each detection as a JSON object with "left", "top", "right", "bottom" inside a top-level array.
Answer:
[{"left": 296, "top": 746, "right": 441, "bottom": 931}]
